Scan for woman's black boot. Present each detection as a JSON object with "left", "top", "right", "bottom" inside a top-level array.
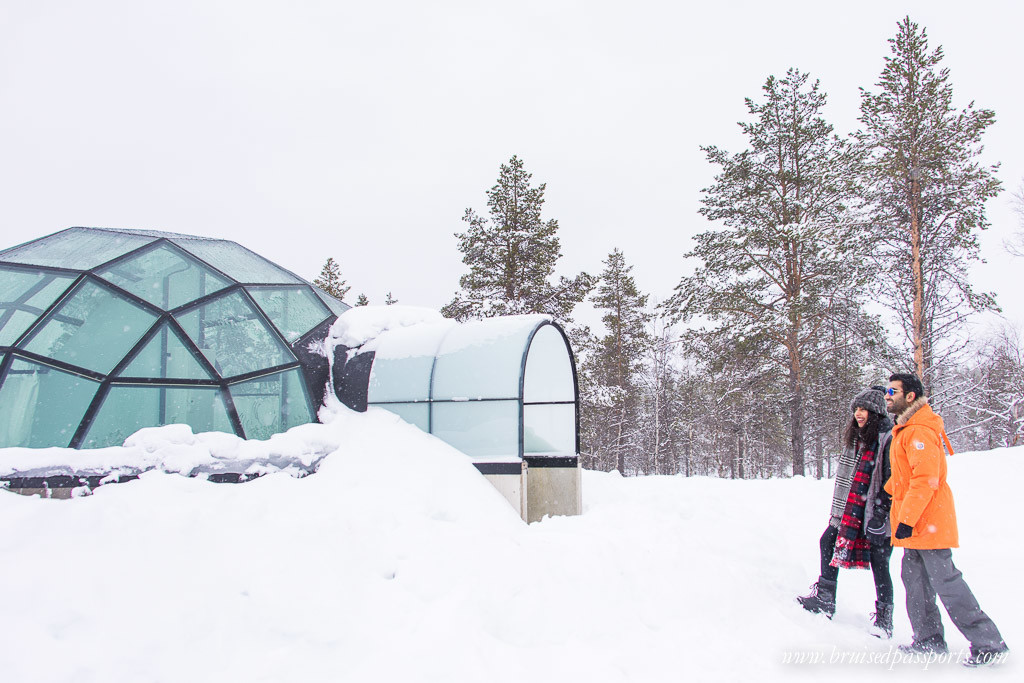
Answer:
[
  {"left": 869, "top": 601, "right": 894, "bottom": 638},
  {"left": 797, "top": 578, "right": 836, "bottom": 618}
]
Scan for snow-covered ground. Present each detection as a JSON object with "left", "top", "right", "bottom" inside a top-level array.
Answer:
[{"left": 1, "top": 406, "right": 1019, "bottom": 682}]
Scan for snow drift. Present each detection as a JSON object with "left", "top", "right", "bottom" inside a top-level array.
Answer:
[{"left": 0, "top": 406, "right": 1019, "bottom": 681}]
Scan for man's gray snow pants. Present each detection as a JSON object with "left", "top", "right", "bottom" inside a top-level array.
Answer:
[{"left": 901, "top": 548, "right": 1003, "bottom": 649}]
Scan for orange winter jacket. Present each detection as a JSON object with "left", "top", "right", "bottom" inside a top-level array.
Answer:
[{"left": 884, "top": 399, "right": 959, "bottom": 549}]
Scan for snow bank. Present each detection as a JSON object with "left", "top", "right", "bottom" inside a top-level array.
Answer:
[
  {"left": 328, "top": 304, "right": 446, "bottom": 349},
  {"left": 1, "top": 432, "right": 1020, "bottom": 681},
  {"left": 0, "top": 406, "right": 368, "bottom": 480}
]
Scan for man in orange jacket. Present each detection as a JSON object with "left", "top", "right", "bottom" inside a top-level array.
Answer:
[{"left": 884, "top": 373, "right": 1008, "bottom": 667}]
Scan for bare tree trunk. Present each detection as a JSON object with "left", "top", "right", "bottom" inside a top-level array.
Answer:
[
  {"left": 815, "top": 433, "right": 824, "bottom": 480},
  {"left": 615, "top": 408, "right": 625, "bottom": 474},
  {"left": 910, "top": 169, "right": 927, "bottom": 379},
  {"left": 738, "top": 424, "right": 746, "bottom": 479},
  {"left": 653, "top": 377, "right": 661, "bottom": 475},
  {"left": 685, "top": 427, "right": 692, "bottom": 477},
  {"left": 730, "top": 432, "right": 737, "bottom": 479},
  {"left": 788, "top": 344, "right": 806, "bottom": 476}
]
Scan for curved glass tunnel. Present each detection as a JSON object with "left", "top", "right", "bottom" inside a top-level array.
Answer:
[
  {"left": 0, "top": 227, "right": 348, "bottom": 449},
  {"left": 335, "top": 315, "right": 581, "bottom": 521}
]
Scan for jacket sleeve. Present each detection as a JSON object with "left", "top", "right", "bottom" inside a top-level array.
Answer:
[
  {"left": 882, "top": 434, "right": 894, "bottom": 497},
  {"left": 869, "top": 434, "right": 892, "bottom": 535},
  {"left": 881, "top": 436, "right": 892, "bottom": 513},
  {"left": 895, "top": 425, "right": 943, "bottom": 529}
]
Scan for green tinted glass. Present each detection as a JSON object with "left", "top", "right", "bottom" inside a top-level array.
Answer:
[
  {"left": 81, "top": 385, "right": 235, "bottom": 448},
  {"left": 97, "top": 244, "right": 231, "bottom": 310},
  {"left": 0, "top": 359, "right": 99, "bottom": 447},
  {"left": 431, "top": 400, "right": 519, "bottom": 458},
  {"left": 0, "top": 228, "right": 156, "bottom": 270},
  {"left": 312, "top": 285, "right": 351, "bottom": 316},
  {"left": 248, "top": 286, "right": 331, "bottom": 342},
  {"left": 118, "top": 323, "right": 213, "bottom": 379},
  {"left": 229, "top": 368, "right": 313, "bottom": 440},
  {"left": 21, "top": 280, "right": 158, "bottom": 374},
  {"left": 170, "top": 239, "right": 301, "bottom": 284},
  {"left": 374, "top": 402, "right": 429, "bottom": 432},
  {"left": 0, "top": 267, "right": 76, "bottom": 346},
  {"left": 174, "top": 291, "right": 294, "bottom": 379}
]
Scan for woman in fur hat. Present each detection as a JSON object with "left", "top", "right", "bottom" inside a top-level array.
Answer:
[{"left": 797, "top": 386, "right": 895, "bottom": 638}]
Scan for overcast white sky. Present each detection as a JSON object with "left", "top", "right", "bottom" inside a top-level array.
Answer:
[{"left": 2, "top": 0, "right": 1022, "bottom": 337}]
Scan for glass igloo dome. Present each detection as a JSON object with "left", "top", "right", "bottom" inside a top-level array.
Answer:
[{"left": 0, "top": 227, "right": 348, "bottom": 449}]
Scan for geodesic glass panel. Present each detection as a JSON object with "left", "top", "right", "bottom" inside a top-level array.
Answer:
[
  {"left": 312, "top": 285, "right": 351, "bottom": 316},
  {"left": 0, "top": 267, "right": 77, "bottom": 346},
  {"left": 82, "top": 385, "right": 234, "bottom": 448},
  {"left": 523, "top": 324, "right": 575, "bottom": 403},
  {"left": 170, "top": 239, "right": 302, "bottom": 284},
  {"left": 0, "top": 359, "right": 99, "bottom": 447},
  {"left": 431, "top": 400, "right": 519, "bottom": 458},
  {"left": 96, "top": 243, "right": 231, "bottom": 310},
  {"left": 174, "top": 291, "right": 294, "bottom": 379},
  {"left": 21, "top": 280, "right": 158, "bottom": 374},
  {"left": 248, "top": 286, "right": 331, "bottom": 342},
  {"left": 118, "top": 323, "right": 213, "bottom": 380},
  {"left": 524, "top": 404, "right": 576, "bottom": 455},
  {"left": 0, "top": 228, "right": 156, "bottom": 270},
  {"left": 229, "top": 368, "right": 313, "bottom": 440}
]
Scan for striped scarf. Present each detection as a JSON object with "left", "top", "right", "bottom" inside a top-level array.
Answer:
[{"left": 830, "top": 440, "right": 874, "bottom": 570}]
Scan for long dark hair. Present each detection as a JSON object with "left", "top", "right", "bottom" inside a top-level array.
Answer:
[{"left": 843, "top": 409, "right": 881, "bottom": 449}]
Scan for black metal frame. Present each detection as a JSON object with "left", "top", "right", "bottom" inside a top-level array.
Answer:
[{"left": 0, "top": 229, "right": 342, "bottom": 449}]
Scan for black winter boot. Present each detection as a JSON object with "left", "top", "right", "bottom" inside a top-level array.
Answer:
[
  {"left": 797, "top": 578, "right": 836, "bottom": 618},
  {"left": 869, "top": 601, "right": 894, "bottom": 639}
]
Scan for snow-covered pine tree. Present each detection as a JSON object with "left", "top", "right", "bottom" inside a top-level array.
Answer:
[
  {"left": 312, "top": 257, "right": 350, "bottom": 301},
  {"left": 857, "top": 16, "right": 1000, "bottom": 383},
  {"left": 385, "top": 292, "right": 398, "bottom": 306},
  {"left": 801, "top": 304, "right": 894, "bottom": 479},
  {"left": 579, "top": 249, "right": 653, "bottom": 474},
  {"left": 355, "top": 293, "right": 369, "bottom": 306},
  {"left": 442, "top": 156, "right": 595, "bottom": 323},
  {"left": 664, "top": 68, "right": 868, "bottom": 477},
  {"left": 690, "top": 328, "right": 789, "bottom": 478}
]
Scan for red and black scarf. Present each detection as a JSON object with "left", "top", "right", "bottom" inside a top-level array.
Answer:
[{"left": 830, "top": 440, "right": 874, "bottom": 570}]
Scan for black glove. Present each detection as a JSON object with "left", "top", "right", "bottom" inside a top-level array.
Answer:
[
  {"left": 865, "top": 516, "right": 888, "bottom": 545},
  {"left": 894, "top": 523, "right": 913, "bottom": 540}
]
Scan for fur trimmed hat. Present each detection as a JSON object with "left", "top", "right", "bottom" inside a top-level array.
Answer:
[{"left": 849, "top": 387, "right": 888, "bottom": 417}]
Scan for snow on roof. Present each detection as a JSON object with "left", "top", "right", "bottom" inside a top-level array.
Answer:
[{"left": 328, "top": 305, "right": 448, "bottom": 350}]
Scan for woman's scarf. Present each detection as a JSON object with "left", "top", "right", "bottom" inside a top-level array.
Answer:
[{"left": 830, "top": 439, "right": 875, "bottom": 570}]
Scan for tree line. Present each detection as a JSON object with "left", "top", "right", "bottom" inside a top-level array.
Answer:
[{"left": 316, "top": 17, "right": 1024, "bottom": 477}]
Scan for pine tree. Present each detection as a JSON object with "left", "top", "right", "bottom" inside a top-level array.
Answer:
[
  {"left": 801, "top": 304, "right": 894, "bottom": 478},
  {"left": 580, "top": 249, "right": 653, "bottom": 474},
  {"left": 355, "top": 293, "right": 369, "bottom": 306},
  {"left": 312, "top": 257, "right": 350, "bottom": 301},
  {"left": 442, "top": 155, "right": 595, "bottom": 323},
  {"left": 857, "top": 17, "right": 1000, "bottom": 382},
  {"left": 664, "top": 68, "right": 868, "bottom": 476},
  {"left": 691, "top": 328, "right": 789, "bottom": 478},
  {"left": 384, "top": 292, "right": 398, "bottom": 306}
]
